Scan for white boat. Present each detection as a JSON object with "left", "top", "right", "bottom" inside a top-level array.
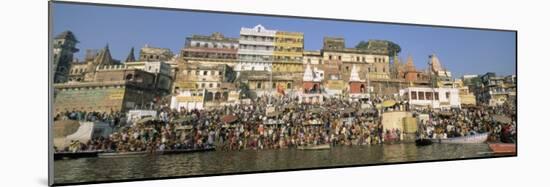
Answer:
[
  {"left": 97, "top": 151, "right": 149, "bottom": 158},
  {"left": 432, "top": 132, "right": 489, "bottom": 144},
  {"left": 297, "top": 144, "right": 330, "bottom": 150}
]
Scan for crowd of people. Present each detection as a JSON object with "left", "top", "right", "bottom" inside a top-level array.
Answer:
[{"left": 54, "top": 95, "right": 516, "bottom": 153}]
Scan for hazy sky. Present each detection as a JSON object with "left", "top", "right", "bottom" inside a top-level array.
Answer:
[{"left": 52, "top": 3, "right": 516, "bottom": 78}]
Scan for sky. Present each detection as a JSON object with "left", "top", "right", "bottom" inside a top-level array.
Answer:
[{"left": 52, "top": 3, "right": 516, "bottom": 78}]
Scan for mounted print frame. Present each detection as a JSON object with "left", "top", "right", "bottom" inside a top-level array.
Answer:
[{"left": 49, "top": 1, "right": 517, "bottom": 186}]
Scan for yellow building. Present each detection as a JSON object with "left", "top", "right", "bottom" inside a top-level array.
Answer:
[{"left": 273, "top": 31, "right": 304, "bottom": 73}]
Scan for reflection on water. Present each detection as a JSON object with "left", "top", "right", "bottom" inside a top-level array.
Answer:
[{"left": 54, "top": 143, "right": 494, "bottom": 184}]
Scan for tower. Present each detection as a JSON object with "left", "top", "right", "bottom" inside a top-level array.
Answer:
[
  {"left": 125, "top": 47, "right": 136, "bottom": 63},
  {"left": 84, "top": 44, "right": 114, "bottom": 81},
  {"left": 52, "top": 31, "right": 79, "bottom": 83}
]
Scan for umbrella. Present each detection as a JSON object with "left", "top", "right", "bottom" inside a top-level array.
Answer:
[
  {"left": 342, "top": 108, "right": 356, "bottom": 114},
  {"left": 493, "top": 115, "right": 512, "bottom": 124},
  {"left": 137, "top": 116, "right": 154, "bottom": 124},
  {"left": 360, "top": 109, "right": 377, "bottom": 114},
  {"left": 266, "top": 111, "right": 282, "bottom": 117},
  {"left": 382, "top": 100, "right": 397, "bottom": 107},
  {"left": 221, "top": 115, "right": 239, "bottom": 123},
  {"left": 439, "top": 111, "right": 454, "bottom": 117},
  {"left": 309, "top": 108, "right": 324, "bottom": 114},
  {"left": 173, "top": 116, "right": 194, "bottom": 123}
]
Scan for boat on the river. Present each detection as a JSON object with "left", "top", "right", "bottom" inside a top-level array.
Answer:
[
  {"left": 160, "top": 147, "right": 216, "bottom": 155},
  {"left": 297, "top": 144, "right": 330, "bottom": 150},
  {"left": 432, "top": 132, "right": 489, "bottom": 144},
  {"left": 415, "top": 138, "right": 433, "bottom": 146},
  {"left": 54, "top": 151, "right": 103, "bottom": 160},
  {"left": 98, "top": 151, "right": 149, "bottom": 158},
  {"left": 488, "top": 143, "right": 516, "bottom": 154}
]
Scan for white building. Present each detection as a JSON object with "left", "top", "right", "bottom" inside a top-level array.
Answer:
[
  {"left": 170, "top": 90, "right": 205, "bottom": 111},
  {"left": 237, "top": 25, "right": 277, "bottom": 71},
  {"left": 399, "top": 87, "right": 461, "bottom": 109}
]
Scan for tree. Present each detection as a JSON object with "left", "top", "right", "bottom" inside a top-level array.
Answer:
[{"left": 355, "top": 40, "right": 401, "bottom": 56}]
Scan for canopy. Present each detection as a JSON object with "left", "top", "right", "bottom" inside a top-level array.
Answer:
[
  {"left": 382, "top": 100, "right": 397, "bottom": 107},
  {"left": 173, "top": 116, "right": 194, "bottom": 123},
  {"left": 54, "top": 121, "right": 113, "bottom": 149},
  {"left": 341, "top": 108, "right": 356, "bottom": 114},
  {"left": 53, "top": 120, "right": 80, "bottom": 138},
  {"left": 439, "top": 111, "right": 454, "bottom": 117},
  {"left": 493, "top": 115, "right": 512, "bottom": 124},
  {"left": 221, "top": 115, "right": 239, "bottom": 123},
  {"left": 309, "top": 108, "right": 324, "bottom": 114},
  {"left": 266, "top": 111, "right": 283, "bottom": 117},
  {"left": 137, "top": 116, "right": 154, "bottom": 124}
]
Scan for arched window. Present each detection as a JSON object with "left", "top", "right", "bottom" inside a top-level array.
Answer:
[{"left": 125, "top": 74, "right": 133, "bottom": 80}]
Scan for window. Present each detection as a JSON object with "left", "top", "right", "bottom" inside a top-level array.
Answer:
[
  {"left": 287, "top": 83, "right": 292, "bottom": 89},
  {"left": 201, "top": 83, "right": 205, "bottom": 88},
  {"left": 203, "top": 71, "right": 208, "bottom": 75},
  {"left": 411, "top": 91, "right": 417, "bottom": 100},
  {"left": 257, "top": 82, "right": 262, "bottom": 89},
  {"left": 272, "top": 83, "right": 276, "bottom": 89},
  {"left": 362, "top": 57, "right": 366, "bottom": 62},
  {"left": 209, "top": 83, "right": 213, "bottom": 88},
  {"left": 195, "top": 43, "right": 200, "bottom": 47},
  {"left": 404, "top": 92, "right": 409, "bottom": 99},
  {"left": 195, "top": 71, "right": 199, "bottom": 75},
  {"left": 383, "top": 68, "right": 385, "bottom": 72},
  {"left": 426, "top": 92, "right": 433, "bottom": 100},
  {"left": 418, "top": 92, "right": 425, "bottom": 100},
  {"left": 356, "top": 57, "right": 360, "bottom": 61},
  {"left": 446, "top": 92, "right": 450, "bottom": 99},
  {"left": 338, "top": 56, "right": 342, "bottom": 60},
  {"left": 434, "top": 92, "right": 439, "bottom": 100},
  {"left": 329, "top": 55, "right": 332, "bottom": 60},
  {"left": 345, "top": 66, "right": 349, "bottom": 72}
]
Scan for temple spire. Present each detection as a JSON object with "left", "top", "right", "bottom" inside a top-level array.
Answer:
[
  {"left": 125, "top": 47, "right": 136, "bottom": 62},
  {"left": 93, "top": 43, "right": 113, "bottom": 65},
  {"left": 405, "top": 55, "right": 416, "bottom": 72}
]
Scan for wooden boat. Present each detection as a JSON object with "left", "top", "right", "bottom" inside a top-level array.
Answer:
[
  {"left": 415, "top": 138, "right": 433, "bottom": 146},
  {"left": 160, "top": 147, "right": 216, "bottom": 155},
  {"left": 432, "top": 132, "right": 489, "bottom": 144},
  {"left": 54, "top": 151, "right": 102, "bottom": 160},
  {"left": 297, "top": 144, "right": 330, "bottom": 150},
  {"left": 98, "top": 151, "right": 149, "bottom": 158},
  {"left": 488, "top": 143, "right": 516, "bottom": 154}
]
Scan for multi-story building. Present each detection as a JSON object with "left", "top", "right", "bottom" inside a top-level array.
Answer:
[
  {"left": 237, "top": 25, "right": 277, "bottom": 72},
  {"left": 399, "top": 87, "right": 461, "bottom": 109},
  {"left": 180, "top": 32, "right": 239, "bottom": 67},
  {"left": 478, "top": 72, "right": 516, "bottom": 106},
  {"left": 53, "top": 31, "right": 79, "bottom": 83},
  {"left": 273, "top": 31, "right": 304, "bottom": 73},
  {"left": 320, "top": 37, "right": 403, "bottom": 96},
  {"left": 54, "top": 65, "right": 159, "bottom": 113},
  {"left": 124, "top": 61, "right": 174, "bottom": 95},
  {"left": 139, "top": 44, "right": 174, "bottom": 62}
]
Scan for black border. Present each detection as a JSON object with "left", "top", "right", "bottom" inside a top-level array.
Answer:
[{"left": 48, "top": 0, "right": 518, "bottom": 186}]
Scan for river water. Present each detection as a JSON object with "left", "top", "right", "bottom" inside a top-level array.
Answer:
[{"left": 54, "top": 143, "right": 496, "bottom": 184}]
